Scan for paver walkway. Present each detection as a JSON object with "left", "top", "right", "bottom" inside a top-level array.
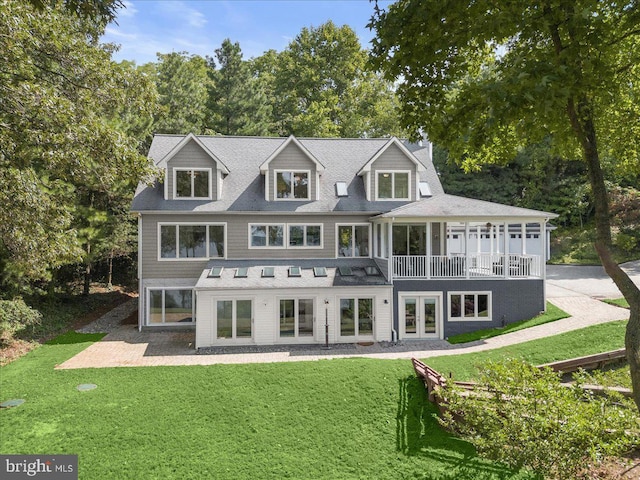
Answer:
[{"left": 56, "top": 294, "right": 629, "bottom": 369}]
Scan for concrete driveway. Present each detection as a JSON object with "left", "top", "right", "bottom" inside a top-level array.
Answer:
[{"left": 546, "top": 260, "right": 640, "bottom": 298}]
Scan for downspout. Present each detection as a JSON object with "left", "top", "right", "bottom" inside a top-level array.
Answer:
[
  {"left": 138, "top": 213, "right": 143, "bottom": 332},
  {"left": 389, "top": 217, "right": 398, "bottom": 342}
]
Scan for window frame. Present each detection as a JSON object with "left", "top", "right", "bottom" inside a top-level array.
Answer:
[
  {"left": 215, "top": 298, "right": 254, "bottom": 341},
  {"left": 338, "top": 297, "right": 375, "bottom": 338},
  {"left": 447, "top": 291, "right": 492, "bottom": 321},
  {"left": 173, "top": 167, "right": 213, "bottom": 200},
  {"left": 147, "top": 287, "right": 195, "bottom": 325},
  {"left": 274, "top": 169, "right": 311, "bottom": 201},
  {"left": 157, "top": 222, "right": 226, "bottom": 261},
  {"left": 277, "top": 297, "right": 315, "bottom": 340},
  {"left": 336, "top": 223, "right": 371, "bottom": 258},
  {"left": 249, "top": 223, "right": 323, "bottom": 249},
  {"left": 375, "top": 170, "right": 411, "bottom": 201}
]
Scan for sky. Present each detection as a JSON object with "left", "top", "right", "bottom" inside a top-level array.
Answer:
[{"left": 102, "top": 0, "right": 391, "bottom": 65}]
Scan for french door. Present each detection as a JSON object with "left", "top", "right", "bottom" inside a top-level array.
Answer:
[
  {"left": 400, "top": 293, "right": 442, "bottom": 339},
  {"left": 339, "top": 298, "right": 374, "bottom": 340},
  {"left": 216, "top": 299, "right": 253, "bottom": 341}
]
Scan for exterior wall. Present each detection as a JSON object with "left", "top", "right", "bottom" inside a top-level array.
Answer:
[
  {"left": 140, "top": 213, "right": 374, "bottom": 278},
  {"left": 166, "top": 140, "right": 218, "bottom": 200},
  {"left": 267, "top": 143, "right": 318, "bottom": 201},
  {"left": 195, "top": 286, "right": 393, "bottom": 348},
  {"left": 393, "top": 279, "right": 545, "bottom": 339},
  {"left": 368, "top": 143, "right": 417, "bottom": 201}
]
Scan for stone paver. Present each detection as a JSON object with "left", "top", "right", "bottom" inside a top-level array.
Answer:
[{"left": 56, "top": 262, "right": 638, "bottom": 369}]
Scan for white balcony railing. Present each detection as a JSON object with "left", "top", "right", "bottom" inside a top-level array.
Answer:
[{"left": 392, "top": 254, "right": 542, "bottom": 279}]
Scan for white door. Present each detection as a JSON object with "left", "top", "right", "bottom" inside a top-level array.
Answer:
[{"left": 400, "top": 293, "right": 442, "bottom": 339}]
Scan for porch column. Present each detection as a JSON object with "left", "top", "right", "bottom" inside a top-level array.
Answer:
[
  {"left": 521, "top": 222, "right": 527, "bottom": 255},
  {"left": 387, "top": 219, "right": 394, "bottom": 280},
  {"left": 503, "top": 222, "right": 509, "bottom": 278},
  {"left": 476, "top": 225, "right": 481, "bottom": 254},
  {"left": 426, "top": 221, "right": 431, "bottom": 279},
  {"left": 465, "top": 222, "right": 470, "bottom": 279}
]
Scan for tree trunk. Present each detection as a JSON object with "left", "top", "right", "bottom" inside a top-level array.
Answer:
[
  {"left": 107, "top": 251, "right": 113, "bottom": 290},
  {"left": 83, "top": 240, "right": 91, "bottom": 296},
  {"left": 567, "top": 96, "right": 640, "bottom": 410}
]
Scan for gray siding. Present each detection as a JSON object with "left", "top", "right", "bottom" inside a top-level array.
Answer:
[
  {"left": 140, "top": 213, "right": 373, "bottom": 278},
  {"left": 369, "top": 143, "right": 417, "bottom": 201},
  {"left": 393, "top": 279, "right": 545, "bottom": 338},
  {"left": 267, "top": 142, "right": 317, "bottom": 201},
  {"left": 167, "top": 140, "right": 218, "bottom": 200}
]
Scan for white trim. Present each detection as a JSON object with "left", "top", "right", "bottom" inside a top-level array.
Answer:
[
  {"left": 335, "top": 223, "right": 372, "bottom": 258},
  {"left": 146, "top": 286, "right": 195, "bottom": 326},
  {"left": 157, "top": 222, "right": 227, "bottom": 261},
  {"left": 172, "top": 167, "right": 213, "bottom": 200},
  {"left": 273, "top": 169, "right": 312, "bottom": 201},
  {"left": 259, "top": 135, "right": 325, "bottom": 173},
  {"left": 448, "top": 291, "right": 492, "bottom": 321},
  {"left": 159, "top": 133, "right": 229, "bottom": 173},
  {"left": 357, "top": 137, "right": 426, "bottom": 175},
  {"left": 398, "top": 292, "right": 443, "bottom": 340},
  {"left": 375, "top": 170, "right": 411, "bottom": 201}
]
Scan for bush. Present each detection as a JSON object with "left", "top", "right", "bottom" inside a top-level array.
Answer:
[
  {"left": 438, "top": 359, "right": 639, "bottom": 479},
  {"left": 0, "top": 298, "right": 42, "bottom": 343}
]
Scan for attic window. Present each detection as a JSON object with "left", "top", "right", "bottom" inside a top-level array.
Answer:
[
  {"left": 335, "top": 182, "right": 348, "bottom": 197},
  {"left": 419, "top": 182, "right": 432, "bottom": 197},
  {"left": 235, "top": 267, "right": 248, "bottom": 278},
  {"left": 313, "top": 266, "right": 327, "bottom": 277},
  {"left": 174, "top": 168, "right": 211, "bottom": 199},
  {"left": 208, "top": 266, "right": 223, "bottom": 278},
  {"left": 288, "top": 266, "right": 301, "bottom": 277},
  {"left": 262, "top": 267, "right": 275, "bottom": 278}
]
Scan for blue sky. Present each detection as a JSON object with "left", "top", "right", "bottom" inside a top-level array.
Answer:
[{"left": 103, "top": 0, "right": 390, "bottom": 65}]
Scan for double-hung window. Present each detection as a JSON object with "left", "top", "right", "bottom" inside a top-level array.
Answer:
[
  {"left": 275, "top": 170, "right": 310, "bottom": 200},
  {"left": 174, "top": 168, "right": 211, "bottom": 199},
  {"left": 159, "top": 223, "right": 225, "bottom": 259},
  {"left": 448, "top": 292, "right": 491, "bottom": 321},
  {"left": 377, "top": 171, "right": 410, "bottom": 200}
]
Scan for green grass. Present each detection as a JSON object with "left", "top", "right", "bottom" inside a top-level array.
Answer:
[
  {"left": 603, "top": 298, "right": 630, "bottom": 309},
  {"left": 447, "top": 303, "right": 570, "bottom": 344},
  {"left": 0, "top": 321, "right": 627, "bottom": 480},
  {"left": 428, "top": 321, "right": 626, "bottom": 381}
]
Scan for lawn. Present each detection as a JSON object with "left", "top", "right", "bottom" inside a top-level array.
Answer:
[
  {"left": 603, "top": 298, "right": 630, "bottom": 309},
  {"left": 446, "top": 302, "right": 569, "bottom": 344},
  {"left": 0, "top": 321, "right": 627, "bottom": 480}
]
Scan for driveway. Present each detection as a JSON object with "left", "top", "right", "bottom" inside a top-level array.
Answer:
[{"left": 56, "top": 261, "right": 638, "bottom": 369}]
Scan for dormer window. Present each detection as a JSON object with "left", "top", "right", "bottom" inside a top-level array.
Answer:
[
  {"left": 276, "top": 170, "right": 309, "bottom": 200},
  {"left": 174, "top": 168, "right": 211, "bottom": 199},
  {"left": 377, "top": 171, "right": 409, "bottom": 200}
]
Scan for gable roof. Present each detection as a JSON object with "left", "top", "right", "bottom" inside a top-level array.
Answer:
[
  {"left": 357, "top": 137, "right": 426, "bottom": 176},
  {"left": 259, "top": 135, "right": 325, "bottom": 173},
  {"left": 374, "top": 194, "right": 558, "bottom": 220},
  {"left": 157, "top": 133, "right": 230, "bottom": 174},
  {"left": 133, "top": 135, "right": 443, "bottom": 213}
]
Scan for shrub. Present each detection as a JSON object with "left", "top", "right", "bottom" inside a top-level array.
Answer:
[
  {"left": 438, "top": 359, "right": 639, "bottom": 479},
  {"left": 0, "top": 298, "right": 42, "bottom": 343}
]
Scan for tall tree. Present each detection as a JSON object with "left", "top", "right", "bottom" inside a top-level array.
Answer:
[
  {"left": 0, "top": 1, "right": 156, "bottom": 293},
  {"left": 370, "top": 0, "right": 640, "bottom": 408},
  {"left": 154, "top": 52, "right": 210, "bottom": 134},
  {"left": 273, "top": 21, "right": 405, "bottom": 137},
  {"left": 206, "top": 39, "right": 272, "bottom": 135}
]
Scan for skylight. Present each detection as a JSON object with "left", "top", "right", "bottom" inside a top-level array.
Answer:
[
  {"left": 262, "top": 267, "right": 275, "bottom": 278},
  {"left": 288, "top": 266, "right": 301, "bottom": 277},
  {"left": 419, "top": 182, "right": 432, "bottom": 197},
  {"left": 365, "top": 266, "right": 380, "bottom": 276},
  {"left": 335, "top": 181, "right": 348, "bottom": 197},
  {"left": 207, "top": 266, "right": 223, "bottom": 278},
  {"left": 338, "top": 266, "right": 353, "bottom": 276},
  {"left": 313, "top": 266, "right": 327, "bottom": 277},
  {"left": 235, "top": 267, "right": 248, "bottom": 278}
]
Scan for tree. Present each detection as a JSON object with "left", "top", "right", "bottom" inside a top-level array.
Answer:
[
  {"left": 0, "top": 1, "right": 156, "bottom": 293},
  {"left": 273, "top": 21, "right": 405, "bottom": 137},
  {"left": 206, "top": 39, "right": 273, "bottom": 136},
  {"left": 153, "top": 52, "right": 210, "bottom": 134},
  {"left": 370, "top": 0, "right": 640, "bottom": 409}
]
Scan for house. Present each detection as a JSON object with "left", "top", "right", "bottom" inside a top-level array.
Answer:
[{"left": 131, "top": 134, "right": 557, "bottom": 349}]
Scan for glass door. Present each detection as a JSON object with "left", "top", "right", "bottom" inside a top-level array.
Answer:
[{"left": 401, "top": 294, "right": 441, "bottom": 339}]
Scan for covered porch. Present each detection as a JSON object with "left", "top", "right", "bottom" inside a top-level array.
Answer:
[{"left": 371, "top": 194, "right": 557, "bottom": 280}]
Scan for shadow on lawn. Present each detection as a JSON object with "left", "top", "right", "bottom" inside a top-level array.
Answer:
[{"left": 397, "top": 376, "right": 521, "bottom": 480}]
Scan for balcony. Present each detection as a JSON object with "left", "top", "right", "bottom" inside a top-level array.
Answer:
[{"left": 392, "top": 254, "right": 543, "bottom": 279}]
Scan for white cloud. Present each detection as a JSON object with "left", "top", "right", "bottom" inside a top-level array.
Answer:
[
  {"left": 158, "top": 1, "right": 207, "bottom": 28},
  {"left": 118, "top": 0, "right": 138, "bottom": 18},
  {"left": 104, "top": 26, "right": 138, "bottom": 40}
]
